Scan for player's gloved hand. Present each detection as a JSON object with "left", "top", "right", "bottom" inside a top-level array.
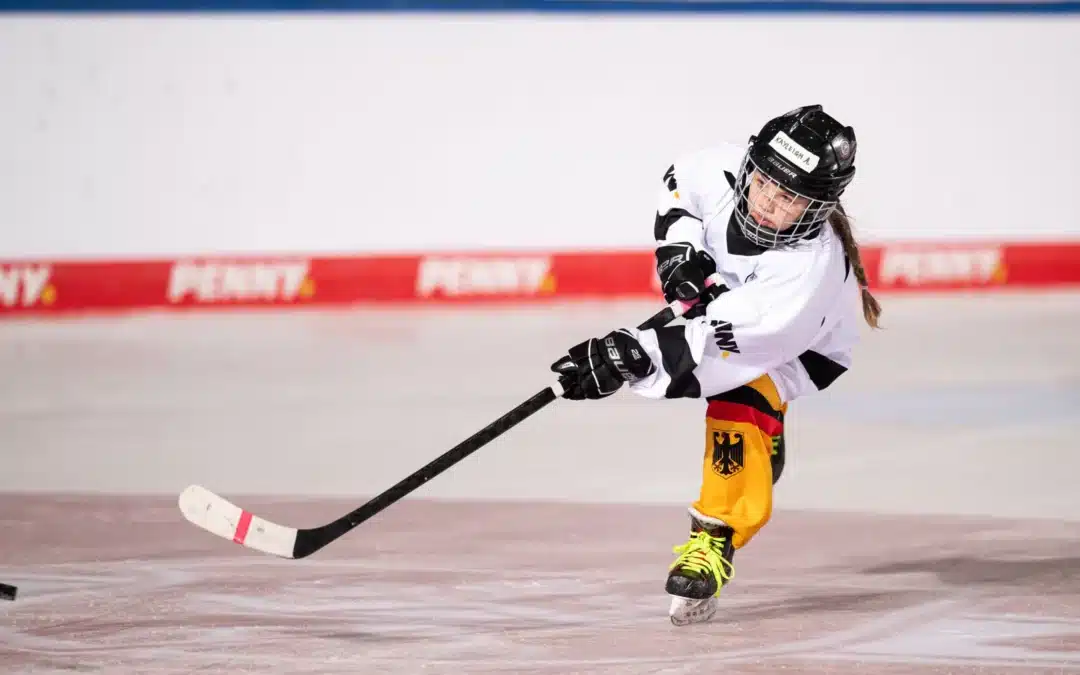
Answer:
[
  {"left": 550, "top": 328, "right": 656, "bottom": 400},
  {"left": 655, "top": 243, "right": 720, "bottom": 319}
]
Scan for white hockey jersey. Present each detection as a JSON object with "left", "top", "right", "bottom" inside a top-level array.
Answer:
[{"left": 627, "top": 142, "right": 863, "bottom": 404}]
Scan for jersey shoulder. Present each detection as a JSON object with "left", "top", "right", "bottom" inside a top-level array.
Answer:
[
  {"left": 758, "top": 222, "right": 850, "bottom": 289},
  {"left": 667, "top": 142, "right": 747, "bottom": 192}
]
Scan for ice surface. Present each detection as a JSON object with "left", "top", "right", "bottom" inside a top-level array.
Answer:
[{"left": 2, "top": 291, "right": 1079, "bottom": 673}]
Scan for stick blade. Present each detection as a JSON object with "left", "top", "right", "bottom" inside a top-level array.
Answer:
[{"left": 178, "top": 484, "right": 298, "bottom": 559}]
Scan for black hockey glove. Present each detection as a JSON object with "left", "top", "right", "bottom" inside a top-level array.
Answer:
[
  {"left": 655, "top": 243, "right": 721, "bottom": 319},
  {"left": 550, "top": 328, "right": 656, "bottom": 400}
]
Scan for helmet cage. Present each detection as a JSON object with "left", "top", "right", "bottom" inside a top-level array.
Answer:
[{"left": 732, "top": 151, "right": 840, "bottom": 249}]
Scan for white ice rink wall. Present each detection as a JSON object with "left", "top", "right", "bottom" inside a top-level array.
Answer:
[{"left": 2, "top": 8, "right": 1080, "bottom": 259}]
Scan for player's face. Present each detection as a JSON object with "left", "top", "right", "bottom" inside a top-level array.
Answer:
[{"left": 746, "top": 171, "right": 810, "bottom": 231}]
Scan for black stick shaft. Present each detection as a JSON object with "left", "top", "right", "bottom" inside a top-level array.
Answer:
[
  {"left": 291, "top": 299, "right": 690, "bottom": 558},
  {"left": 294, "top": 386, "right": 557, "bottom": 557}
]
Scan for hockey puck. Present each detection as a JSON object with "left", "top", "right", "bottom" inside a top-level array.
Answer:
[{"left": 0, "top": 583, "right": 17, "bottom": 601}]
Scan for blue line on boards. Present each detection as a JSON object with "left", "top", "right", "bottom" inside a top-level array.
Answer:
[{"left": 2, "top": 0, "right": 1080, "bottom": 13}]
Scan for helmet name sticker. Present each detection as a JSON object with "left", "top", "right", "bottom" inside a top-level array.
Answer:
[{"left": 769, "top": 131, "right": 820, "bottom": 173}]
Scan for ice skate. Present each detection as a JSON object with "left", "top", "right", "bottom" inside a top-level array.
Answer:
[
  {"left": 668, "top": 594, "right": 719, "bottom": 626},
  {"left": 665, "top": 519, "right": 735, "bottom": 626}
]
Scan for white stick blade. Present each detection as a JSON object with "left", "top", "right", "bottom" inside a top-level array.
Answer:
[{"left": 178, "top": 484, "right": 298, "bottom": 559}]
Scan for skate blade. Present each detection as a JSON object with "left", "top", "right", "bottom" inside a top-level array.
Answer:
[{"left": 668, "top": 595, "right": 717, "bottom": 626}]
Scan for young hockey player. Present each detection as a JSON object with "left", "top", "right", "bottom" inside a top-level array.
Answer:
[{"left": 550, "top": 104, "right": 882, "bottom": 626}]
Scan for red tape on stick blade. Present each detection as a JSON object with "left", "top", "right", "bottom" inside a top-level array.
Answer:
[{"left": 232, "top": 510, "right": 253, "bottom": 545}]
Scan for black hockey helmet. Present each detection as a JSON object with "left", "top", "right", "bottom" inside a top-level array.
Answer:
[{"left": 733, "top": 105, "right": 857, "bottom": 248}]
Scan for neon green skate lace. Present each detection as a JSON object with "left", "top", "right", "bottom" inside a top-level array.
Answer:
[{"left": 670, "top": 530, "right": 735, "bottom": 593}]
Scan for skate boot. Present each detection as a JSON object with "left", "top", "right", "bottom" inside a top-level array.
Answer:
[{"left": 665, "top": 518, "right": 735, "bottom": 626}]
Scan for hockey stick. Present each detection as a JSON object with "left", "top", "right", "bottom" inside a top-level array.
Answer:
[{"left": 179, "top": 277, "right": 720, "bottom": 559}]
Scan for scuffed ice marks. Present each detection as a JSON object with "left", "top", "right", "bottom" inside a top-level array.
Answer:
[
  {"left": 0, "top": 557, "right": 665, "bottom": 671},
  {"left": 5, "top": 554, "right": 1080, "bottom": 673}
]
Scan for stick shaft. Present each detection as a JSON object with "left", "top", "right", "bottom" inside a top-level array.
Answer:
[{"left": 291, "top": 292, "right": 707, "bottom": 558}]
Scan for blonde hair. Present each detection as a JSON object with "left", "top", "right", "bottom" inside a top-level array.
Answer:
[{"left": 828, "top": 203, "right": 882, "bottom": 329}]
